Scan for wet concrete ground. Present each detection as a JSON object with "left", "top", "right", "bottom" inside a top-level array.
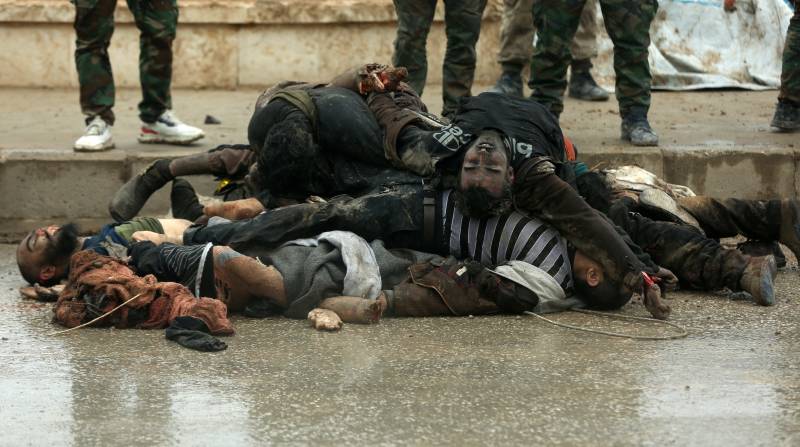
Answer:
[{"left": 1, "top": 243, "right": 799, "bottom": 446}]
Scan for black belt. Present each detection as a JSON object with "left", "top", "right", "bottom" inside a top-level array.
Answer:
[{"left": 422, "top": 185, "right": 437, "bottom": 251}]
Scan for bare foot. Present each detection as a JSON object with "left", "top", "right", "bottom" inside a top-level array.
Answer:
[
  {"left": 308, "top": 308, "right": 343, "bottom": 331},
  {"left": 204, "top": 198, "right": 265, "bottom": 221},
  {"left": 131, "top": 231, "right": 181, "bottom": 245}
]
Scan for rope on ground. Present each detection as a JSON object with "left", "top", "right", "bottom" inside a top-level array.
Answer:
[
  {"left": 49, "top": 292, "right": 144, "bottom": 336},
  {"left": 523, "top": 309, "right": 689, "bottom": 340}
]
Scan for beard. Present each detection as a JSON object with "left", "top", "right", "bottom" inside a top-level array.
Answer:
[
  {"left": 43, "top": 223, "right": 80, "bottom": 266},
  {"left": 453, "top": 184, "right": 514, "bottom": 218}
]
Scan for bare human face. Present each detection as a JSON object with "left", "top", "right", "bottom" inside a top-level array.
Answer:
[{"left": 458, "top": 130, "right": 513, "bottom": 197}]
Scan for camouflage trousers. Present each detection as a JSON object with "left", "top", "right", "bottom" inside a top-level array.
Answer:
[
  {"left": 73, "top": 0, "right": 178, "bottom": 125},
  {"left": 529, "top": 0, "right": 657, "bottom": 118},
  {"left": 497, "top": 0, "right": 599, "bottom": 69},
  {"left": 392, "top": 0, "right": 488, "bottom": 117},
  {"left": 608, "top": 199, "right": 748, "bottom": 293},
  {"left": 779, "top": 0, "right": 800, "bottom": 104}
]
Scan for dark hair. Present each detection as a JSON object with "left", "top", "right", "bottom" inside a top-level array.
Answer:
[
  {"left": 18, "top": 223, "right": 79, "bottom": 287},
  {"left": 453, "top": 184, "right": 514, "bottom": 218},
  {"left": 257, "top": 118, "right": 320, "bottom": 195},
  {"left": 575, "top": 171, "right": 613, "bottom": 214},
  {"left": 573, "top": 274, "right": 633, "bottom": 310}
]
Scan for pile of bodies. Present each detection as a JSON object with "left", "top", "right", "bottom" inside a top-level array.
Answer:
[{"left": 16, "top": 65, "right": 798, "bottom": 351}]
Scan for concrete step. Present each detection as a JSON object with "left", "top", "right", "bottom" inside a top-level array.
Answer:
[{"left": 1, "top": 86, "right": 797, "bottom": 240}]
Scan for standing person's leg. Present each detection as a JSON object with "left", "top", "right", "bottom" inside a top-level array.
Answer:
[
  {"left": 488, "top": 0, "right": 534, "bottom": 97},
  {"left": 568, "top": 0, "right": 610, "bottom": 101},
  {"left": 528, "top": 0, "right": 586, "bottom": 117},
  {"left": 599, "top": 0, "right": 659, "bottom": 146},
  {"left": 128, "top": 0, "right": 204, "bottom": 144},
  {"left": 440, "top": 0, "right": 488, "bottom": 118},
  {"left": 771, "top": 0, "right": 800, "bottom": 131},
  {"left": 73, "top": 0, "right": 117, "bottom": 152},
  {"left": 392, "top": 0, "right": 437, "bottom": 96}
]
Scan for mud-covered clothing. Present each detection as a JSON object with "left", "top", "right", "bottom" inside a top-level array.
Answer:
[
  {"left": 497, "top": 0, "right": 599, "bottom": 69},
  {"left": 779, "top": 0, "right": 800, "bottom": 104},
  {"left": 392, "top": 0, "right": 488, "bottom": 116},
  {"left": 184, "top": 188, "right": 576, "bottom": 289},
  {"left": 607, "top": 198, "right": 748, "bottom": 292},
  {"left": 529, "top": 0, "right": 657, "bottom": 118},
  {"left": 247, "top": 86, "right": 414, "bottom": 206},
  {"left": 676, "top": 197, "right": 784, "bottom": 242},
  {"left": 82, "top": 216, "right": 165, "bottom": 258},
  {"left": 73, "top": 0, "right": 178, "bottom": 124},
  {"left": 370, "top": 91, "right": 653, "bottom": 289}
]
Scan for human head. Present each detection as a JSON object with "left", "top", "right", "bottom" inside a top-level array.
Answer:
[
  {"left": 571, "top": 250, "right": 632, "bottom": 309},
  {"left": 455, "top": 130, "right": 515, "bottom": 218},
  {"left": 257, "top": 118, "right": 322, "bottom": 197},
  {"left": 16, "top": 223, "right": 80, "bottom": 286}
]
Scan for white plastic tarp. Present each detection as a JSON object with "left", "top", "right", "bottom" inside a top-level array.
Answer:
[{"left": 593, "top": 0, "right": 795, "bottom": 90}]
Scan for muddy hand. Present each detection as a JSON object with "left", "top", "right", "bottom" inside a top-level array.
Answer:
[
  {"left": 644, "top": 283, "right": 671, "bottom": 320},
  {"left": 654, "top": 267, "right": 679, "bottom": 291},
  {"left": 20, "top": 284, "right": 64, "bottom": 302},
  {"left": 357, "top": 64, "right": 408, "bottom": 94}
]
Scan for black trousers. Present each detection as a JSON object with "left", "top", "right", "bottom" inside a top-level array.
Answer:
[
  {"left": 184, "top": 182, "right": 426, "bottom": 253},
  {"left": 608, "top": 198, "right": 748, "bottom": 292}
]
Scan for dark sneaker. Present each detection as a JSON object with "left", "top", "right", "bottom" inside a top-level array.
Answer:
[
  {"left": 568, "top": 71, "right": 610, "bottom": 101},
  {"left": 170, "top": 179, "right": 204, "bottom": 222},
  {"left": 770, "top": 101, "right": 800, "bottom": 131},
  {"left": 739, "top": 255, "right": 777, "bottom": 306},
  {"left": 487, "top": 72, "right": 524, "bottom": 98},
  {"left": 108, "top": 159, "right": 173, "bottom": 222},
  {"left": 621, "top": 118, "right": 659, "bottom": 146}
]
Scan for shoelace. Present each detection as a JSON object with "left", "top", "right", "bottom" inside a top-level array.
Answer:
[{"left": 85, "top": 121, "right": 105, "bottom": 136}]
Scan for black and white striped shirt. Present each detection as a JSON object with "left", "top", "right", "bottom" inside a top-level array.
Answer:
[{"left": 439, "top": 189, "right": 573, "bottom": 292}]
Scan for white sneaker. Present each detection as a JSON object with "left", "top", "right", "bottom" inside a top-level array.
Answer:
[
  {"left": 138, "top": 110, "right": 205, "bottom": 145},
  {"left": 74, "top": 116, "right": 114, "bottom": 152}
]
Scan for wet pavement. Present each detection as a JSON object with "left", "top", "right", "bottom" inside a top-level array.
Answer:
[{"left": 1, "top": 243, "right": 798, "bottom": 446}]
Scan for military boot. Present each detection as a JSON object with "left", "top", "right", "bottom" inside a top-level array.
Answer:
[
  {"left": 109, "top": 153, "right": 213, "bottom": 222},
  {"left": 738, "top": 255, "right": 777, "bottom": 306},
  {"left": 779, "top": 199, "right": 800, "bottom": 262},
  {"left": 568, "top": 59, "right": 609, "bottom": 102},
  {"left": 108, "top": 159, "right": 173, "bottom": 222},
  {"left": 487, "top": 70, "right": 524, "bottom": 98},
  {"left": 770, "top": 100, "right": 800, "bottom": 131},
  {"left": 621, "top": 108, "right": 659, "bottom": 147},
  {"left": 170, "top": 179, "right": 204, "bottom": 222}
]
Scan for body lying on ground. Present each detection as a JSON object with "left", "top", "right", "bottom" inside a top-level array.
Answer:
[{"left": 107, "top": 64, "right": 664, "bottom": 316}]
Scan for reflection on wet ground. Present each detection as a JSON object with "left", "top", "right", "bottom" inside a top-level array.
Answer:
[{"left": 1, "top": 244, "right": 798, "bottom": 446}]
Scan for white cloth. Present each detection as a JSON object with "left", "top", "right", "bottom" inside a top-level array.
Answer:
[
  {"left": 286, "top": 231, "right": 382, "bottom": 300},
  {"left": 490, "top": 261, "right": 584, "bottom": 314},
  {"left": 592, "top": 0, "right": 794, "bottom": 90}
]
